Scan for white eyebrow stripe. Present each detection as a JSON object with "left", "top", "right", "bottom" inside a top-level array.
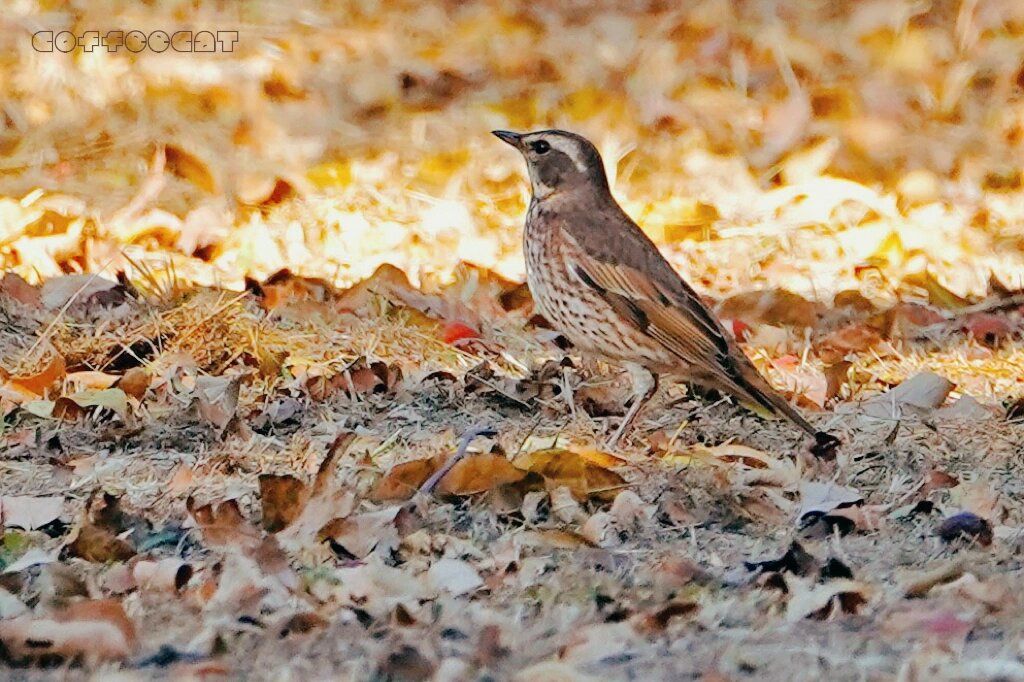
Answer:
[{"left": 546, "top": 136, "right": 588, "bottom": 173}]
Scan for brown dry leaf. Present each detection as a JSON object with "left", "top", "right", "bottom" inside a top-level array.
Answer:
[
  {"left": 115, "top": 367, "right": 150, "bottom": 400},
  {"left": 64, "top": 493, "right": 139, "bottom": 563},
  {"left": 55, "top": 388, "right": 130, "bottom": 421},
  {"left": 321, "top": 505, "right": 402, "bottom": 559},
  {"left": 815, "top": 323, "right": 884, "bottom": 364},
  {"left": 511, "top": 448, "right": 627, "bottom": 501},
  {"left": 0, "top": 272, "right": 41, "bottom": 307},
  {"left": 370, "top": 458, "right": 439, "bottom": 502},
  {"left": 165, "top": 144, "right": 217, "bottom": 193},
  {"left": 39, "top": 274, "right": 123, "bottom": 310},
  {"left": 0, "top": 598, "right": 136, "bottom": 664},
  {"left": 436, "top": 453, "right": 526, "bottom": 496},
  {"left": 0, "top": 495, "right": 64, "bottom": 530},
  {"left": 963, "top": 313, "right": 1015, "bottom": 347},
  {"left": 4, "top": 353, "right": 66, "bottom": 399},
  {"left": 193, "top": 374, "right": 241, "bottom": 434},
  {"left": 718, "top": 289, "right": 819, "bottom": 328},
  {"left": 259, "top": 475, "right": 310, "bottom": 533},
  {"left": 186, "top": 496, "right": 262, "bottom": 554},
  {"left": 264, "top": 432, "right": 357, "bottom": 553}
]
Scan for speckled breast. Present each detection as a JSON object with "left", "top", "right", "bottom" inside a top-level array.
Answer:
[{"left": 522, "top": 201, "right": 670, "bottom": 367}]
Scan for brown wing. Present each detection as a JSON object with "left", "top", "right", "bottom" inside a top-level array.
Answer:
[
  {"left": 557, "top": 204, "right": 820, "bottom": 438},
  {"left": 557, "top": 205, "right": 732, "bottom": 373}
]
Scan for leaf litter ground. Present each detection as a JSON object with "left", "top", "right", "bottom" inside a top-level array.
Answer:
[{"left": 1, "top": 1, "right": 1024, "bottom": 680}]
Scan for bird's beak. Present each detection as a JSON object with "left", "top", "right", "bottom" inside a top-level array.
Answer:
[{"left": 492, "top": 130, "right": 524, "bottom": 149}]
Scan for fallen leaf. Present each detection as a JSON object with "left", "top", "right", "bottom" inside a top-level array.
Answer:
[
  {"left": 964, "top": 313, "right": 1014, "bottom": 347},
  {"left": 441, "top": 321, "right": 480, "bottom": 345},
  {"left": 785, "top": 575, "right": 869, "bottom": 620},
  {"left": 770, "top": 355, "right": 828, "bottom": 408},
  {"left": 263, "top": 433, "right": 358, "bottom": 553},
  {"left": 55, "top": 388, "right": 129, "bottom": 420},
  {"left": 165, "top": 144, "right": 216, "bottom": 193},
  {"left": 1, "top": 495, "right": 64, "bottom": 530},
  {"left": 815, "top": 323, "right": 883, "bottom": 364},
  {"left": 64, "top": 493, "right": 141, "bottom": 563},
  {"left": 426, "top": 558, "right": 483, "bottom": 596},
  {"left": 850, "top": 372, "right": 954, "bottom": 419},
  {"left": 718, "top": 289, "right": 819, "bottom": 328},
  {"left": 186, "top": 497, "right": 262, "bottom": 554},
  {"left": 115, "top": 367, "right": 150, "bottom": 400},
  {"left": 436, "top": 453, "right": 525, "bottom": 496},
  {"left": 370, "top": 458, "right": 438, "bottom": 502},
  {"left": 132, "top": 558, "right": 193, "bottom": 592},
  {"left": 0, "top": 598, "right": 136, "bottom": 664},
  {"left": 321, "top": 505, "right": 401, "bottom": 559},
  {"left": 39, "top": 274, "right": 123, "bottom": 310},
  {"left": 4, "top": 353, "right": 66, "bottom": 399},
  {"left": 797, "top": 481, "right": 863, "bottom": 523},
  {"left": 193, "top": 374, "right": 241, "bottom": 435},
  {"left": 511, "top": 448, "right": 627, "bottom": 501}
]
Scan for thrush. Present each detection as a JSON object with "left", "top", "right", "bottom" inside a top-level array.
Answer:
[{"left": 494, "top": 128, "right": 838, "bottom": 454}]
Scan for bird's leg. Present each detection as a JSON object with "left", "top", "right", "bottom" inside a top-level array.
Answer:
[
  {"left": 561, "top": 364, "right": 577, "bottom": 420},
  {"left": 607, "top": 362, "right": 658, "bottom": 448}
]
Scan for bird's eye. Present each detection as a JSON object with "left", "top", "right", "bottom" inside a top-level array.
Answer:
[{"left": 530, "top": 140, "right": 551, "bottom": 154}]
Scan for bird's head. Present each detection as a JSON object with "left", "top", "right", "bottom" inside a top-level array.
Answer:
[{"left": 492, "top": 129, "right": 610, "bottom": 200}]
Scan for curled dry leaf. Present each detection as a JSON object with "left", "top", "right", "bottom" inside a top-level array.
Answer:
[
  {"left": 321, "top": 505, "right": 402, "bottom": 559},
  {"left": 64, "top": 493, "right": 141, "bottom": 563},
  {"left": 3, "top": 352, "right": 66, "bottom": 401},
  {"left": 784, "top": 575, "right": 869, "bottom": 621},
  {"left": 186, "top": 497, "right": 262, "bottom": 554},
  {"left": 132, "top": 558, "right": 194, "bottom": 592},
  {"left": 0, "top": 598, "right": 136, "bottom": 664},
  {"left": 114, "top": 367, "right": 150, "bottom": 400},
  {"left": 193, "top": 374, "right": 242, "bottom": 435},
  {"left": 815, "top": 323, "right": 883, "bottom": 364},
  {"left": 260, "top": 432, "right": 357, "bottom": 553}
]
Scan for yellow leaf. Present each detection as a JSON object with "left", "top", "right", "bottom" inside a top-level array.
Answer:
[{"left": 512, "top": 448, "right": 626, "bottom": 501}]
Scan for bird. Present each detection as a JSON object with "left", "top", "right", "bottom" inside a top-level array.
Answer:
[{"left": 493, "top": 129, "right": 838, "bottom": 455}]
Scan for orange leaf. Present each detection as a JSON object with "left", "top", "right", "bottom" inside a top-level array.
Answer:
[
  {"left": 7, "top": 353, "right": 66, "bottom": 399},
  {"left": 511, "top": 449, "right": 626, "bottom": 501},
  {"left": 370, "top": 458, "right": 438, "bottom": 502},
  {"left": 436, "top": 453, "right": 525, "bottom": 495}
]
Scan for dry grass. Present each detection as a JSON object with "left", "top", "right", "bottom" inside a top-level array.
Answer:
[{"left": 0, "top": 0, "right": 1023, "bottom": 680}]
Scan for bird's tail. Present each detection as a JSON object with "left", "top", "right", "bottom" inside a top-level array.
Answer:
[{"left": 713, "top": 360, "right": 820, "bottom": 439}]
